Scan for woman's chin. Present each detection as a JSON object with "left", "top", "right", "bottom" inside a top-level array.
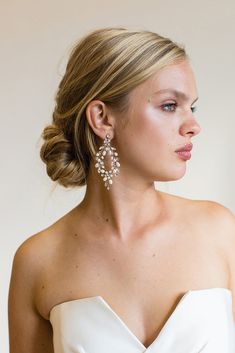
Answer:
[
  {"left": 155, "top": 167, "right": 187, "bottom": 182},
  {"left": 173, "top": 168, "right": 187, "bottom": 180}
]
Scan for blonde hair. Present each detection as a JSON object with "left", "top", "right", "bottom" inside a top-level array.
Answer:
[{"left": 40, "top": 27, "right": 188, "bottom": 188}]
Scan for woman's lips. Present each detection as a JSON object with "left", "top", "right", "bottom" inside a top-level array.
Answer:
[
  {"left": 175, "top": 143, "right": 193, "bottom": 160},
  {"left": 176, "top": 151, "right": 191, "bottom": 160}
]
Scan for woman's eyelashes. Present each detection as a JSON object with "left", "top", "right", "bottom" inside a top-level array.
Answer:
[
  {"left": 161, "top": 102, "right": 197, "bottom": 113},
  {"left": 161, "top": 102, "right": 177, "bottom": 112},
  {"left": 191, "top": 106, "right": 197, "bottom": 113}
]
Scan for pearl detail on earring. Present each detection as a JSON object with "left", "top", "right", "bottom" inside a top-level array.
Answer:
[{"left": 95, "top": 134, "right": 120, "bottom": 190}]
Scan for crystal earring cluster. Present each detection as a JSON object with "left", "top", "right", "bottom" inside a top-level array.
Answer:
[{"left": 95, "top": 134, "right": 120, "bottom": 190}]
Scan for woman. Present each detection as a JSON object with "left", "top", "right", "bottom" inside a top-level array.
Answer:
[{"left": 8, "top": 27, "right": 235, "bottom": 352}]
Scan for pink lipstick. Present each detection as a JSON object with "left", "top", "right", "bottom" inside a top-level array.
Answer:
[{"left": 175, "top": 143, "right": 193, "bottom": 161}]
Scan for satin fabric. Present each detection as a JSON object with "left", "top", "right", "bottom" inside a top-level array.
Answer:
[{"left": 49, "top": 287, "right": 235, "bottom": 353}]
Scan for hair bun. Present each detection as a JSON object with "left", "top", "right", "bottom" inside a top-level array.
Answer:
[{"left": 40, "top": 124, "right": 86, "bottom": 187}]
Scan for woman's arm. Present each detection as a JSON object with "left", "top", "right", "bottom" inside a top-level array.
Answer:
[
  {"left": 8, "top": 240, "right": 54, "bottom": 353},
  {"left": 208, "top": 201, "right": 235, "bottom": 323},
  {"left": 223, "top": 207, "right": 235, "bottom": 323}
]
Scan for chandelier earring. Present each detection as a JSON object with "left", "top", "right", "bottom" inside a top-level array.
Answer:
[{"left": 95, "top": 134, "right": 120, "bottom": 190}]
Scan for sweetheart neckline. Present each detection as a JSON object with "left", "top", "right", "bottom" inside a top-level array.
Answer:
[
  {"left": 49, "top": 287, "right": 231, "bottom": 318},
  {"left": 49, "top": 287, "right": 232, "bottom": 350}
]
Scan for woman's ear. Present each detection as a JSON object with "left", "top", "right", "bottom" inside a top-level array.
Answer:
[{"left": 85, "top": 100, "right": 115, "bottom": 139}]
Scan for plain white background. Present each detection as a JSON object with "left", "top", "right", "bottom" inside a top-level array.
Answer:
[{"left": 1, "top": 0, "right": 235, "bottom": 351}]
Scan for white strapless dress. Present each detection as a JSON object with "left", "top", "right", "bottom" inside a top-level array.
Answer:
[{"left": 49, "top": 287, "right": 235, "bottom": 352}]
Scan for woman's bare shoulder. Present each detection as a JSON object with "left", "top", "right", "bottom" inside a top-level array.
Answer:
[
  {"left": 164, "top": 191, "right": 235, "bottom": 261},
  {"left": 190, "top": 198, "right": 235, "bottom": 230},
  {"left": 13, "top": 209, "right": 76, "bottom": 268},
  {"left": 160, "top": 190, "right": 235, "bottom": 221}
]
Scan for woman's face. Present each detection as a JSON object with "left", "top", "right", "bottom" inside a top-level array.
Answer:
[{"left": 114, "top": 59, "right": 201, "bottom": 183}]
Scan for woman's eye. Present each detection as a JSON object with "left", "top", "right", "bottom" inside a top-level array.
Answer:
[
  {"left": 161, "top": 103, "right": 198, "bottom": 114},
  {"left": 161, "top": 103, "right": 177, "bottom": 112},
  {"left": 191, "top": 106, "right": 197, "bottom": 113}
]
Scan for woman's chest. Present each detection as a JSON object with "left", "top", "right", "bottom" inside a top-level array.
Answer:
[{"left": 36, "top": 224, "right": 228, "bottom": 325}]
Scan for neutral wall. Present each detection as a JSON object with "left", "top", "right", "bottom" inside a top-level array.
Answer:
[{"left": 1, "top": 0, "right": 235, "bottom": 351}]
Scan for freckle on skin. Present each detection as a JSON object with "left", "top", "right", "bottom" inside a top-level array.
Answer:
[
  {"left": 105, "top": 218, "right": 109, "bottom": 222},
  {"left": 75, "top": 265, "right": 79, "bottom": 268},
  {"left": 41, "top": 285, "right": 45, "bottom": 289},
  {"left": 74, "top": 233, "right": 78, "bottom": 237},
  {"left": 152, "top": 253, "right": 156, "bottom": 257},
  {"left": 112, "top": 258, "right": 116, "bottom": 262}
]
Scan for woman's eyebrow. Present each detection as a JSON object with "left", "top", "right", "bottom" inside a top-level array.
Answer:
[{"left": 150, "top": 89, "right": 199, "bottom": 103}]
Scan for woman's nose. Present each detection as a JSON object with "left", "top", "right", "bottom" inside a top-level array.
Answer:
[{"left": 179, "top": 115, "right": 201, "bottom": 137}]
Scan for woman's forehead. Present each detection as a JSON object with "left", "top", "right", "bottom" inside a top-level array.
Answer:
[{"left": 131, "top": 62, "right": 198, "bottom": 101}]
